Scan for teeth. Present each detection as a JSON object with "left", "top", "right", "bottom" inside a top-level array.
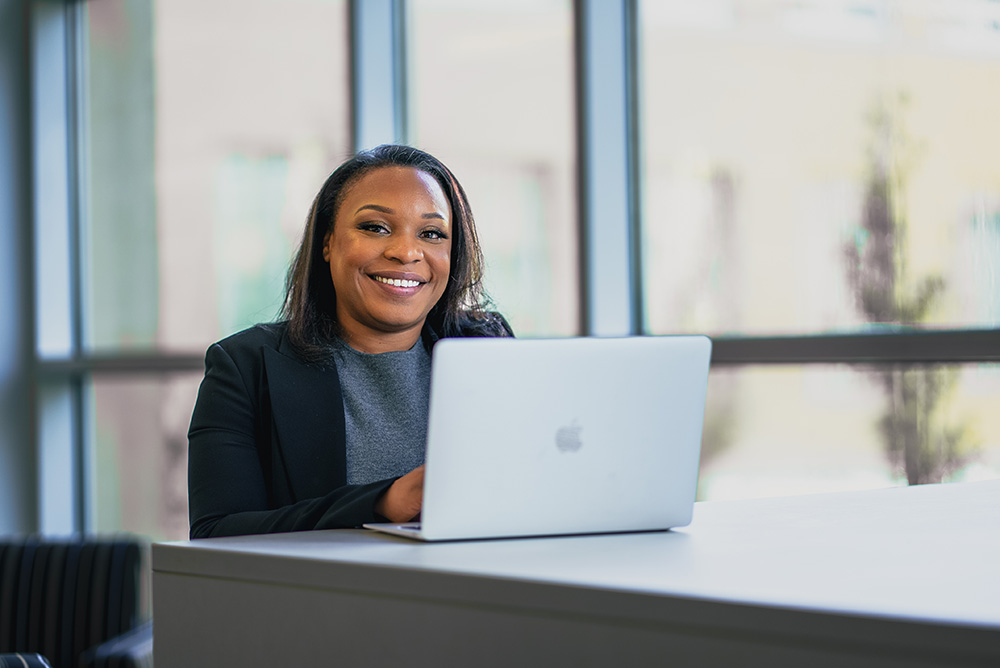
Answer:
[{"left": 375, "top": 276, "right": 420, "bottom": 288}]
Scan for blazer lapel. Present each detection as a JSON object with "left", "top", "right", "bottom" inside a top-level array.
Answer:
[{"left": 262, "top": 341, "right": 347, "bottom": 501}]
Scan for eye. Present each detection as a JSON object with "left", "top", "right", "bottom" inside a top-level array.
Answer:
[
  {"left": 358, "top": 221, "right": 389, "bottom": 234},
  {"left": 420, "top": 228, "right": 449, "bottom": 241}
]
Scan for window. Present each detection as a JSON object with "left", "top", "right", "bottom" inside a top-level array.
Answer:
[
  {"left": 640, "top": 0, "right": 1000, "bottom": 497},
  {"left": 84, "top": 0, "right": 351, "bottom": 353},
  {"left": 19, "top": 0, "right": 998, "bottom": 541},
  {"left": 409, "top": 0, "right": 578, "bottom": 336},
  {"left": 640, "top": 0, "right": 1000, "bottom": 336},
  {"left": 78, "top": 0, "right": 351, "bottom": 539},
  {"left": 700, "top": 363, "right": 1000, "bottom": 500}
]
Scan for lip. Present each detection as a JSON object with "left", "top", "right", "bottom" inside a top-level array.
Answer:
[
  {"left": 369, "top": 271, "right": 427, "bottom": 283},
  {"left": 368, "top": 271, "right": 428, "bottom": 294}
]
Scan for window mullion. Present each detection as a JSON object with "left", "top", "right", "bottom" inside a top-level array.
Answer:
[
  {"left": 576, "top": 0, "right": 640, "bottom": 337},
  {"left": 350, "top": 0, "right": 407, "bottom": 150}
]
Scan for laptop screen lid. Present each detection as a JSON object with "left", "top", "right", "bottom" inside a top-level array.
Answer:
[{"left": 394, "top": 335, "right": 711, "bottom": 541}]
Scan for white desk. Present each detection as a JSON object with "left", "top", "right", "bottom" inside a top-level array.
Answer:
[{"left": 152, "top": 480, "right": 1000, "bottom": 667}]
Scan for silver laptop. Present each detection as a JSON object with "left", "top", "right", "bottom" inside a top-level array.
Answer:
[{"left": 363, "top": 335, "right": 712, "bottom": 541}]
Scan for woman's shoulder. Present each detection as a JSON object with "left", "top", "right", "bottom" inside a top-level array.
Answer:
[
  {"left": 211, "top": 322, "right": 289, "bottom": 357},
  {"left": 454, "top": 311, "right": 515, "bottom": 338}
]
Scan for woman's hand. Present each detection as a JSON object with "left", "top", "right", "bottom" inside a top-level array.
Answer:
[{"left": 375, "top": 464, "right": 424, "bottom": 523}]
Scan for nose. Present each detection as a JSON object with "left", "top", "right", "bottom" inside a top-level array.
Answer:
[{"left": 384, "top": 235, "right": 422, "bottom": 264}]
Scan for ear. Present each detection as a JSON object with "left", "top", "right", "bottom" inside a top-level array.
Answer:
[{"left": 322, "top": 231, "right": 331, "bottom": 262}]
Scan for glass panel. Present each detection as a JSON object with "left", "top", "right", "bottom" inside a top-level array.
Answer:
[
  {"left": 83, "top": 0, "right": 350, "bottom": 353},
  {"left": 87, "top": 363, "right": 1000, "bottom": 536},
  {"left": 699, "top": 363, "right": 1000, "bottom": 501},
  {"left": 640, "top": 0, "right": 1000, "bottom": 336},
  {"left": 89, "top": 372, "right": 202, "bottom": 541},
  {"left": 409, "top": 0, "right": 578, "bottom": 336}
]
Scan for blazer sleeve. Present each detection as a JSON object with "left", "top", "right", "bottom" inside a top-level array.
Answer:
[{"left": 187, "top": 342, "right": 396, "bottom": 538}]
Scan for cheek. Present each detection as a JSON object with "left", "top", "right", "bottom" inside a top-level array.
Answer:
[
  {"left": 432, "top": 250, "right": 451, "bottom": 285},
  {"left": 327, "top": 253, "right": 358, "bottom": 296},
  {"left": 329, "top": 238, "right": 367, "bottom": 277}
]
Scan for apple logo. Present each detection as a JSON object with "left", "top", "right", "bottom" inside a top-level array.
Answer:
[{"left": 555, "top": 419, "right": 583, "bottom": 453}]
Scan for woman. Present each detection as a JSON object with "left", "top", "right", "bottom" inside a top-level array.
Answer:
[{"left": 187, "top": 145, "right": 512, "bottom": 538}]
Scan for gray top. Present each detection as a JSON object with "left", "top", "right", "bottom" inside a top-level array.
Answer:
[{"left": 331, "top": 337, "right": 431, "bottom": 486}]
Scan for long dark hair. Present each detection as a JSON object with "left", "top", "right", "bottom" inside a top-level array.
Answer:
[{"left": 281, "top": 144, "right": 505, "bottom": 363}]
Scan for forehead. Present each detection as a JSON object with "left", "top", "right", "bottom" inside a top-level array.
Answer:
[{"left": 337, "top": 166, "right": 451, "bottom": 219}]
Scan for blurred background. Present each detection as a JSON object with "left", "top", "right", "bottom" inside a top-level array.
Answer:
[{"left": 2, "top": 0, "right": 999, "bottom": 543}]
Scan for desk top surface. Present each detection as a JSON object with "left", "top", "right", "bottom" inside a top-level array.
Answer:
[{"left": 154, "top": 479, "right": 1000, "bottom": 630}]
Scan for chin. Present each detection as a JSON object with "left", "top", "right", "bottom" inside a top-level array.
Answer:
[{"left": 368, "top": 311, "right": 431, "bottom": 333}]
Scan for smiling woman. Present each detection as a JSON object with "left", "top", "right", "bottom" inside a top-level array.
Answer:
[
  {"left": 186, "top": 145, "right": 513, "bottom": 538},
  {"left": 323, "top": 166, "right": 453, "bottom": 354}
]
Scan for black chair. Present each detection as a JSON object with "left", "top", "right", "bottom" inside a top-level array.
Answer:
[
  {"left": 0, "top": 654, "right": 52, "bottom": 668},
  {"left": 0, "top": 537, "right": 153, "bottom": 668}
]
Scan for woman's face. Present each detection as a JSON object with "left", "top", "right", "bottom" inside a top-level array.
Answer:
[{"left": 323, "top": 166, "right": 452, "bottom": 350}]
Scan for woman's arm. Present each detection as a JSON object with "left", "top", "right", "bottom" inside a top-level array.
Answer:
[
  {"left": 187, "top": 341, "right": 395, "bottom": 538},
  {"left": 188, "top": 479, "right": 396, "bottom": 538}
]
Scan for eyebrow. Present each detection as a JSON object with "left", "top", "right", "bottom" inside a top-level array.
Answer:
[{"left": 355, "top": 204, "right": 446, "bottom": 221}]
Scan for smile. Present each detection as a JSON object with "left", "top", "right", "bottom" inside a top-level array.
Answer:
[{"left": 373, "top": 275, "right": 422, "bottom": 288}]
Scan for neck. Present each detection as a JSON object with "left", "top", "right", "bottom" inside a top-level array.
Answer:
[{"left": 338, "top": 324, "right": 423, "bottom": 354}]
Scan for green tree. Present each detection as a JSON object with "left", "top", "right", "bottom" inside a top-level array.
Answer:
[{"left": 843, "top": 94, "right": 977, "bottom": 485}]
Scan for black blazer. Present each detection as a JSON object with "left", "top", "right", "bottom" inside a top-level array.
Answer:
[{"left": 187, "top": 318, "right": 511, "bottom": 538}]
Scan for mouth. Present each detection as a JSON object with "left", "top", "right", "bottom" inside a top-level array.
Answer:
[
  {"left": 370, "top": 274, "right": 426, "bottom": 289},
  {"left": 374, "top": 276, "right": 422, "bottom": 288}
]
